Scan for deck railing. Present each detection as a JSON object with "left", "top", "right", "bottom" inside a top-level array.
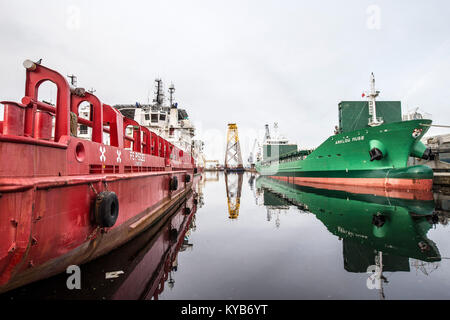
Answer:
[{"left": 0, "top": 60, "right": 195, "bottom": 169}]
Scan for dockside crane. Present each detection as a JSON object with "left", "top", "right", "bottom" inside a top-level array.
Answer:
[
  {"left": 225, "top": 123, "right": 244, "bottom": 172},
  {"left": 248, "top": 123, "right": 270, "bottom": 167}
]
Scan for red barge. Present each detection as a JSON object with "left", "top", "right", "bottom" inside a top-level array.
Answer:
[
  {"left": 1, "top": 180, "right": 200, "bottom": 300},
  {"left": 0, "top": 60, "right": 199, "bottom": 293}
]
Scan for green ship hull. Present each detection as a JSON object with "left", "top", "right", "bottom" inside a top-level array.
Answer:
[{"left": 256, "top": 119, "right": 434, "bottom": 190}]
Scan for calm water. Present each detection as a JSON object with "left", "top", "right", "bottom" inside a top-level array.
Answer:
[{"left": 2, "top": 172, "right": 450, "bottom": 300}]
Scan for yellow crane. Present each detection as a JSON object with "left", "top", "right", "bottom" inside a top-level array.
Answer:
[
  {"left": 225, "top": 123, "right": 244, "bottom": 172},
  {"left": 225, "top": 172, "right": 243, "bottom": 219}
]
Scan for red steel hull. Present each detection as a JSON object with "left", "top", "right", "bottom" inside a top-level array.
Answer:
[
  {"left": 269, "top": 176, "right": 433, "bottom": 192},
  {"left": 0, "top": 188, "right": 199, "bottom": 299},
  {"left": 269, "top": 176, "right": 434, "bottom": 200},
  {"left": 0, "top": 172, "right": 200, "bottom": 294}
]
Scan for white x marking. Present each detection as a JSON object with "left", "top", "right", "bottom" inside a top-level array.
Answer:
[{"left": 99, "top": 146, "right": 106, "bottom": 162}]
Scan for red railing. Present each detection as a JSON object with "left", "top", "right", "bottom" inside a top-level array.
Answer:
[{"left": 0, "top": 60, "right": 195, "bottom": 169}]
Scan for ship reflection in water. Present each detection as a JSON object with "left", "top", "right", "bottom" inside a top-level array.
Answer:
[
  {"left": 255, "top": 175, "right": 443, "bottom": 299},
  {"left": 1, "top": 190, "right": 201, "bottom": 300},
  {"left": 2, "top": 172, "right": 450, "bottom": 300}
]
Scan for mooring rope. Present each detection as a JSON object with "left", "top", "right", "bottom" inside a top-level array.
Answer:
[{"left": 420, "top": 123, "right": 450, "bottom": 128}]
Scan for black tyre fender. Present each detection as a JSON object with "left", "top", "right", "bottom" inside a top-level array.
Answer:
[
  {"left": 169, "top": 176, "right": 178, "bottom": 191},
  {"left": 193, "top": 168, "right": 198, "bottom": 174},
  {"left": 422, "top": 147, "right": 435, "bottom": 160},
  {"left": 185, "top": 174, "right": 191, "bottom": 183},
  {"left": 95, "top": 191, "right": 119, "bottom": 227},
  {"left": 169, "top": 228, "right": 178, "bottom": 244},
  {"left": 184, "top": 207, "right": 191, "bottom": 215}
]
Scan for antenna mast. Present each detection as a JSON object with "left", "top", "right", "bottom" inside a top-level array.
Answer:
[
  {"left": 67, "top": 74, "right": 77, "bottom": 87},
  {"left": 168, "top": 83, "right": 175, "bottom": 107},
  {"left": 367, "top": 73, "right": 383, "bottom": 126},
  {"left": 153, "top": 79, "right": 165, "bottom": 106},
  {"left": 264, "top": 124, "right": 271, "bottom": 142}
]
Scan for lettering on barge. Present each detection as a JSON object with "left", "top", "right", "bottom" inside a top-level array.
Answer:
[
  {"left": 129, "top": 151, "right": 146, "bottom": 166},
  {"left": 335, "top": 135, "right": 365, "bottom": 145}
]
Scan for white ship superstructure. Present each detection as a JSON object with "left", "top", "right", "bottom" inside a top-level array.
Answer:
[{"left": 113, "top": 79, "right": 205, "bottom": 168}]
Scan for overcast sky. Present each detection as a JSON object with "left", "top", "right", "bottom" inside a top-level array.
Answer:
[{"left": 1, "top": 0, "right": 449, "bottom": 162}]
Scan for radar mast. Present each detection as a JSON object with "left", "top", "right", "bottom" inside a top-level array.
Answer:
[{"left": 367, "top": 73, "right": 383, "bottom": 127}]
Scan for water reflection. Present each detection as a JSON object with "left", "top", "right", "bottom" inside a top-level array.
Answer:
[
  {"left": 249, "top": 173, "right": 264, "bottom": 207},
  {"left": 1, "top": 190, "right": 201, "bottom": 300},
  {"left": 3, "top": 172, "right": 450, "bottom": 300},
  {"left": 255, "top": 176, "right": 442, "bottom": 298},
  {"left": 225, "top": 173, "right": 243, "bottom": 219}
]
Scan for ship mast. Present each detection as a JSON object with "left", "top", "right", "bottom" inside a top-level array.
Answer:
[
  {"left": 367, "top": 73, "right": 383, "bottom": 127},
  {"left": 67, "top": 74, "right": 77, "bottom": 86},
  {"left": 168, "top": 83, "right": 176, "bottom": 107},
  {"left": 273, "top": 122, "right": 279, "bottom": 140},
  {"left": 264, "top": 124, "right": 271, "bottom": 143},
  {"left": 153, "top": 79, "right": 165, "bottom": 106}
]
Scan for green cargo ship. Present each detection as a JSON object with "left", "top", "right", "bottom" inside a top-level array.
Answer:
[{"left": 256, "top": 74, "right": 434, "bottom": 191}]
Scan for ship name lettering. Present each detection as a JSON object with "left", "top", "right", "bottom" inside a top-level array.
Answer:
[
  {"left": 352, "top": 136, "right": 365, "bottom": 142},
  {"left": 335, "top": 138, "right": 350, "bottom": 145},
  {"left": 129, "top": 151, "right": 146, "bottom": 164},
  {"left": 335, "top": 136, "right": 365, "bottom": 145}
]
